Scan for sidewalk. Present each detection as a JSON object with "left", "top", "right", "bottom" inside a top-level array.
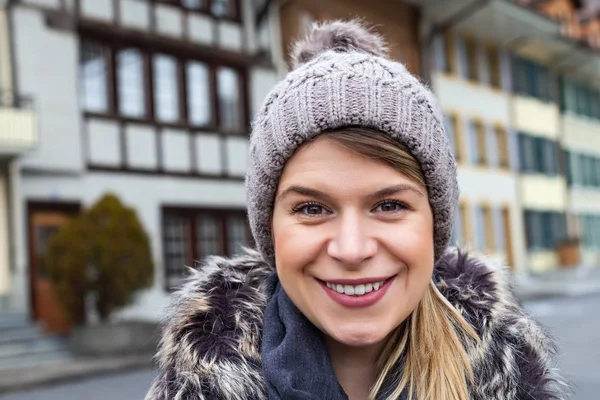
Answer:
[
  {"left": 513, "top": 265, "right": 600, "bottom": 301},
  {"left": 0, "top": 354, "right": 154, "bottom": 395}
]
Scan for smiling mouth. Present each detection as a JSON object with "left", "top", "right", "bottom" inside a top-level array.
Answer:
[{"left": 319, "top": 277, "right": 395, "bottom": 297}]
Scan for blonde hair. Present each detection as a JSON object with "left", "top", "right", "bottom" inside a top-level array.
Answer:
[{"left": 326, "top": 128, "right": 480, "bottom": 400}]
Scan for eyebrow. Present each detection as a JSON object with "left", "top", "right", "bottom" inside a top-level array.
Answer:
[{"left": 275, "top": 183, "right": 425, "bottom": 203}]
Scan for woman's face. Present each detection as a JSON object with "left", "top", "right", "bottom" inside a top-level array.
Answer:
[{"left": 272, "top": 136, "right": 435, "bottom": 348}]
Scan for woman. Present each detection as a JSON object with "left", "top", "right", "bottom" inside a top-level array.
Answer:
[{"left": 146, "top": 20, "right": 565, "bottom": 400}]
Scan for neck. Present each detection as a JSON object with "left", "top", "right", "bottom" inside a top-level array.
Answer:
[{"left": 323, "top": 336, "right": 386, "bottom": 400}]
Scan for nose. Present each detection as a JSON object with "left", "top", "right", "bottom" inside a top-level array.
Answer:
[{"left": 327, "top": 211, "right": 378, "bottom": 266}]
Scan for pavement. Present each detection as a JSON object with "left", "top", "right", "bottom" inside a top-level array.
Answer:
[
  {"left": 1, "top": 265, "right": 599, "bottom": 396},
  {"left": 512, "top": 265, "right": 600, "bottom": 301},
  {"left": 0, "top": 354, "right": 153, "bottom": 395}
]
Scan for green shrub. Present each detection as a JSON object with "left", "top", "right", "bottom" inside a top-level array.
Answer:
[{"left": 44, "top": 194, "right": 154, "bottom": 324}]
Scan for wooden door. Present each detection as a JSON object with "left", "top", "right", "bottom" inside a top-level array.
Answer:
[{"left": 29, "top": 208, "right": 76, "bottom": 335}]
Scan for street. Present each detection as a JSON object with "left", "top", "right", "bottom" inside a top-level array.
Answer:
[{"left": 0, "top": 294, "right": 598, "bottom": 400}]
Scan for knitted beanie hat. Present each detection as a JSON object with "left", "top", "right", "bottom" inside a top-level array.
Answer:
[{"left": 246, "top": 20, "right": 458, "bottom": 265}]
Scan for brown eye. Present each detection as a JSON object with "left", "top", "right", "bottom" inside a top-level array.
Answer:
[
  {"left": 304, "top": 204, "right": 324, "bottom": 215},
  {"left": 374, "top": 200, "right": 407, "bottom": 213}
]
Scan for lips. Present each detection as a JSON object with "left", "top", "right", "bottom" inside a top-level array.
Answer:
[
  {"left": 318, "top": 276, "right": 396, "bottom": 308},
  {"left": 324, "top": 279, "right": 387, "bottom": 296}
]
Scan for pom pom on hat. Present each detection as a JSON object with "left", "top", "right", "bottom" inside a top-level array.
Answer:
[{"left": 290, "top": 19, "right": 389, "bottom": 70}]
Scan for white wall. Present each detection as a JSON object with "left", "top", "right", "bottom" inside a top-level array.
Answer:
[
  {"left": 80, "top": 0, "right": 113, "bottom": 21},
  {"left": 250, "top": 67, "right": 279, "bottom": 116},
  {"left": 562, "top": 113, "right": 600, "bottom": 154},
  {"left": 13, "top": 6, "right": 84, "bottom": 172},
  {"left": 196, "top": 134, "right": 222, "bottom": 174},
  {"left": 434, "top": 72, "right": 511, "bottom": 125},
  {"left": 126, "top": 124, "right": 158, "bottom": 169},
  {"left": 121, "top": 0, "right": 150, "bottom": 30},
  {"left": 218, "top": 21, "right": 243, "bottom": 52},
  {"left": 162, "top": 129, "right": 192, "bottom": 172},
  {"left": 87, "top": 119, "right": 121, "bottom": 166},
  {"left": 156, "top": 4, "right": 183, "bottom": 37}
]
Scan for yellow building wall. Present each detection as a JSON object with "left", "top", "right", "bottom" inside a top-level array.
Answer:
[
  {"left": 529, "top": 251, "right": 558, "bottom": 273},
  {"left": 520, "top": 176, "right": 567, "bottom": 210},
  {"left": 514, "top": 96, "right": 560, "bottom": 139},
  {"left": 562, "top": 114, "right": 600, "bottom": 153}
]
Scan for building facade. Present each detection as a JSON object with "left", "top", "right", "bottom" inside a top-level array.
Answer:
[
  {"left": 417, "top": 0, "right": 600, "bottom": 273},
  {"left": 3, "top": 0, "right": 279, "bottom": 330}
]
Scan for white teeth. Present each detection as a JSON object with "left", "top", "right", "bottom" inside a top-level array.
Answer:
[
  {"left": 344, "top": 285, "right": 355, "bottom": 296},
  {"left": 325, "top": 280, "right": 387, "bottom": 296},
  {"left": 355, "top": 284, "right": 365, "bottom": 296}
]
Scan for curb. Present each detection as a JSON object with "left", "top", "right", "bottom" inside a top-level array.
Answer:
[
  {"left": 0, "top": 354, "right": 155, "bottom": 395},
  {"left": 514, "top": 283, "right": 600, "bottom": 302}
]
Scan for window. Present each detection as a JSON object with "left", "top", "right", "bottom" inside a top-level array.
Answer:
[
  {"left": 493, "top": 207, "right": 506, "bottom": 252},
  {"left": 217, "top": 67, "right": 242, "bottom": 131},
  {"left": 458, "top": 36, "right": 479, "bottom": 82},
  {"left": 560, "top": 79, "right": 600, "bottom": 120},
  {"left": 187, "top": 61, "right": 211, "bottom": 126},
  {"left": 468, "top": 120, "right": 486, "bottom": 166},
  {"left": 518, "top": 133, "right": 559, "bottom": 176},
  {"left": 79, "top": 40, "right": 248, "bottom": 134},
  {"left": 162, "top": 208, "right": 252, "bottom": 290},
  {"left": 443, "top": 31, "right": 456, "bottom": 74},
  {"left": 211, "top": 0, "right": 237, "bottom": 19},
  {"left": 80, "top": 42, "right": 109, "bottom": 112},
  {"left": 486, "top": 44, "right": 501, "bottom": 89},
  {"left": 117, "top": 48, "right": 146, "bottom": 117},
  {"left": 443, "top": 114, "right": 462, "bottom": 162},
  {"left": 153, "top": 54, "right": 180, "bottom": 122},
  {"left": 158, "top": 0, "right": 240, "bottom": 21},
  {"left": 512, "top": 56, "right": 552, "bottom": 102},
  {"left": 451, "top": 204, "right": 464, "bottom": 246},
  {"left": 473, "top": 205, "right": 494, "bottom": 252},
  {"left": 524, "top": 210, "right": 566, "bottom": 250},
  {"left": 561, "top": 78, "right": 578, "bottom": 114}
]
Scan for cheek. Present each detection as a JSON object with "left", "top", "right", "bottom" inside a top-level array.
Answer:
[{"left": 271, "top": 210, "right": 323, "bottom": 287}]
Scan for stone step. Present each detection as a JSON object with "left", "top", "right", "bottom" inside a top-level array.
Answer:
[
  {"left": 0, "top": 325, "right": 43, "bottom": 344},
  {"left": 0, "top": 336, "right": 70, "bottom": 359},
  {"left": 0, "top": 349, "right": 73, "bottom": 370},
  {"left": 0, "top": 313, "right": 29, "bottom": 330}
]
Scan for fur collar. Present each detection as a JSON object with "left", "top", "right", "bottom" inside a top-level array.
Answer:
[{"left": 145, "top": 249, "right": 566, "bottom": 400}]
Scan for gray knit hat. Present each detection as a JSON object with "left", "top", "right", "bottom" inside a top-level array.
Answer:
[{"left": 246, "top": 20, "right": 458, "bottom": 265}]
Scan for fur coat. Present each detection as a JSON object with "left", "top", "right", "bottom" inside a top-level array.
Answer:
[{"left": 145, "top": 249, "right": 566, "bottom": 400}]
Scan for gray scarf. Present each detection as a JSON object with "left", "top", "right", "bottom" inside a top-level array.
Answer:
[
  {"left": 261, "top": 276, "right": 348, "bottom": 399},
  {"left": 261, "top": 275, "right": 407, "bottom": 399}
]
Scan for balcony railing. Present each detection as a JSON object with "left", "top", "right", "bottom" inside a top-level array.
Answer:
[{"left": 0, "top": 91, "right": 37, "bottom": 155}]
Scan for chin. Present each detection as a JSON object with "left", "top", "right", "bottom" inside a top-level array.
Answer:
[{"left": 326, "top": 322, "right": 391, "bottom": 348}]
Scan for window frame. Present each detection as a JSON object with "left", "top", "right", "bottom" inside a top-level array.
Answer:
[
  {"left": 79, "top": 36, "right": 250, "bottom": 136},
  {"left": 494, "top": 124, "right": 510, "bottom": 169},
  {"left": 161, "top": 206, "right": 253, "bottom": 291},
  {"left": 154, "top": 0, "right": 242, "bottom": 23}
]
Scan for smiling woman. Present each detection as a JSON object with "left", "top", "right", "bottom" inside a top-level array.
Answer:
[{"left": 146, "top": 20, "right": 566, "bottom": 400}]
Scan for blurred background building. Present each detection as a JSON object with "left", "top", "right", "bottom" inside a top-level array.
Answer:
[{"left": 0, "top": 0, "right": 599, "bottom": 369}]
